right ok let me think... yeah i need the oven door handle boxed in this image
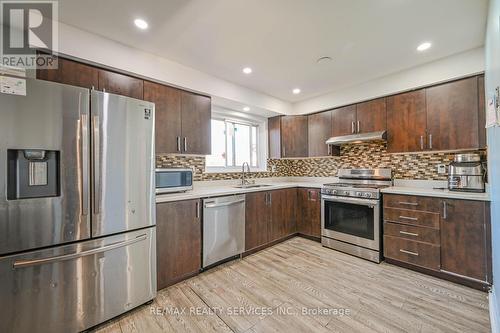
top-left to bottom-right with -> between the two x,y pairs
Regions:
321,195 -> 379,207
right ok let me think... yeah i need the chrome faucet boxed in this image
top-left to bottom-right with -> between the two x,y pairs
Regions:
240,162 -> 254,186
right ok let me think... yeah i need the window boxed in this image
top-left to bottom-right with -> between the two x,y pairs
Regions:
206,119 -> 260,169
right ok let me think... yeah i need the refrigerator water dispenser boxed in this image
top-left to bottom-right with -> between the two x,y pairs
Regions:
7,149 -> 60,200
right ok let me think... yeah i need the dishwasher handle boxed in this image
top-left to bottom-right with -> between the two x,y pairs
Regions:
204,199 -> 245,209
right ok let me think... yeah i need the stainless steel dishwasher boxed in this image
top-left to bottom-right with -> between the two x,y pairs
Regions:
203,194 -> 245,268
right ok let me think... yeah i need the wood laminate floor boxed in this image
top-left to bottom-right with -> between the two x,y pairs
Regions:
94,237 -> 491,333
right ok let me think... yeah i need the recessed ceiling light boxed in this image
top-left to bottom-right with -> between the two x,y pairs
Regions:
134,19 -> 148,30
292,88 -> 301,95
242,67 -> 252,74
417,42 -> 432,52
243,106 -> 250,111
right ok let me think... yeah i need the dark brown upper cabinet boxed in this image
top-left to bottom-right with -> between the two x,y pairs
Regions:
478,75 -> 486,148
143,81 -> 182,154
426,76 -> 482,151
97,70 -> 144,100
330,99 -> 386,137
268,116 -> 282,159
36,57 -> 99,89
268,116 -> 308,158
331,105 -> 357,137
144,83 -> 211,155
308,111 -> 339,157
386,89 -> 427,153
180,92 -> 212,155
356,98 -> 387,133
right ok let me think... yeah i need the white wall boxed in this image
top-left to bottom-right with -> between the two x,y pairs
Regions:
485,0 -> 500,332
55,22 -> 291,115
292,47 -> 485,114
55,22 -> 485,118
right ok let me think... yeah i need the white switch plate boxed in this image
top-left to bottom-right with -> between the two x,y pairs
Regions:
437,164 -> 447,174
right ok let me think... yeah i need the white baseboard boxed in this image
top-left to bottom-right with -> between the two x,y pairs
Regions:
490,286 -> 500,333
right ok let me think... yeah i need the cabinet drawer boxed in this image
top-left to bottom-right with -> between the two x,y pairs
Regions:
384,235 -> 440,271
383,194 -> 441,213
384,207 -> 440,228
384,222 -> 440,245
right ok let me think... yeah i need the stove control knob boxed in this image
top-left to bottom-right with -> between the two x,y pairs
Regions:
356,192 -> 363,197
363,193 -> 372,198
332,190 -> 338,195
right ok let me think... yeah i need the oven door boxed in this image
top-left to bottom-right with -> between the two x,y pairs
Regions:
321,195 -> 380,251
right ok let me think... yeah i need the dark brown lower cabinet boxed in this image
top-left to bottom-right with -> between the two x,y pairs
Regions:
269,189 -> 297,241
156,199 -> 201,290
297,188 -> 321,238
245,191 -> 270,251
245,189 -> 297,251
383,194 -> 491,289
440,199 -> 491,282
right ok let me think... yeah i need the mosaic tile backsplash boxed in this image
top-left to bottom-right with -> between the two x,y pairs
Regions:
156,142 -> 485,181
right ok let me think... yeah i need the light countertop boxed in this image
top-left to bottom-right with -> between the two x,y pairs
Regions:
155,177 -> 335,203
156,177 -> 491,203
381,179 -> 490,201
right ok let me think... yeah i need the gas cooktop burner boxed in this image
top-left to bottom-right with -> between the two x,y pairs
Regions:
322,168 -> 393,199
323,183 -> 389,189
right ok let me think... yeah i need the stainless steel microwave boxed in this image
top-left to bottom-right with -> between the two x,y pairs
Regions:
155,168 -> 193,194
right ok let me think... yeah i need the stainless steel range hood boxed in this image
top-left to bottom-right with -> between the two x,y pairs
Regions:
325,130 -> 387,146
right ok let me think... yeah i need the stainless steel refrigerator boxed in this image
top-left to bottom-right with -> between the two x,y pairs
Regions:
0,78 -> 156,333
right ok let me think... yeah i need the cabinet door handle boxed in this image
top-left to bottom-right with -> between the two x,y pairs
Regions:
351,121 -> 355,134
398,201 -> 418,206
399,231 -> 419,237
442,201 -> 447,220
400,249 -> 419,256
420,135 -> 424,150
356,121 -> 360,133
183,137 -> 188,152
399,216 -> 418,221
176,136 -> 181,152
428,134 -> 433,150
195,201 -> 200,219
327,145 -> 331,155
269,192 -> 272,205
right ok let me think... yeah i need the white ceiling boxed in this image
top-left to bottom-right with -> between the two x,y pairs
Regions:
57,0 -> 488,102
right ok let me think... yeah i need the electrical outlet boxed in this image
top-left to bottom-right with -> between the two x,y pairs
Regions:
270,165 -> 276,172
437,164 -> 447,174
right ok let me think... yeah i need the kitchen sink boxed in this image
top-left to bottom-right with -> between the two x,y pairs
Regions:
233,184 -> 272,189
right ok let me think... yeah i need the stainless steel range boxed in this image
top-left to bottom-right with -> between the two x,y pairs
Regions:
321,168 -> 392,263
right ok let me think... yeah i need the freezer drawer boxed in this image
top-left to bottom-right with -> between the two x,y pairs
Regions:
0,228 -> 156,333
203,195 -> 245,267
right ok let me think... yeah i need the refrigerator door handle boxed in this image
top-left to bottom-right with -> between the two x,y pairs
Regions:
13,234 -> 148,269
80,114 -> 89,216
92,115 -> 101,214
